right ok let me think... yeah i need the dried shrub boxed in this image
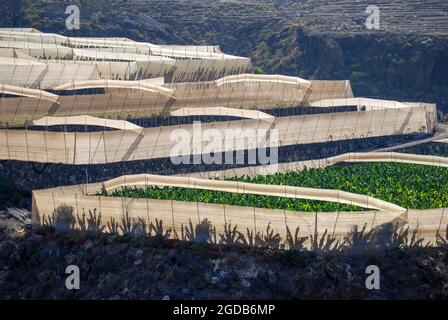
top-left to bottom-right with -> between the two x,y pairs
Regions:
54,205 -> 75,233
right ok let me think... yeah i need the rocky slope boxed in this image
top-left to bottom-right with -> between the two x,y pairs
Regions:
1,221 -> 448,299
253,26 -> 448,114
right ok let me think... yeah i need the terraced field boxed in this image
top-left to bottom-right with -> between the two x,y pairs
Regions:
16,0 -> 448,37
106,162 -> 448,212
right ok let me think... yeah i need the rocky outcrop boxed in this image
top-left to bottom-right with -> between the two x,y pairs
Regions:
253,27 -> 448,114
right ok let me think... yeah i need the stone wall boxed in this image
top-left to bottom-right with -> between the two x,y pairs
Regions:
0,133 -> 425,191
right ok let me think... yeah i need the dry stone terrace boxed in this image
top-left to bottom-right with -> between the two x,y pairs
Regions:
129,0 -> 448,35
290,0 -> 448,35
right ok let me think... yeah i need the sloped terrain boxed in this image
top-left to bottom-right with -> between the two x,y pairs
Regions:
2,0 -> 448,52
1,0 -> 447,114
1,219 -> 448,299
253,27 -> 448,114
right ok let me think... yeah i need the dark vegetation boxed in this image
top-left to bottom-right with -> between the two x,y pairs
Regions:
107,162 -> 448,212
253,28 -> 448,115
0,178 -> 30,211
1,208 -> 448,299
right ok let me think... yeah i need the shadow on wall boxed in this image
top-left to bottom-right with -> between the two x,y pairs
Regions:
37,204 -> 448,253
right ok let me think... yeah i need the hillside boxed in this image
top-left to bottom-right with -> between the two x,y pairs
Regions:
1,0 -> 447,113
1,215 -> 448,299
253,26 -> 448,114
5,0 -> 448,41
